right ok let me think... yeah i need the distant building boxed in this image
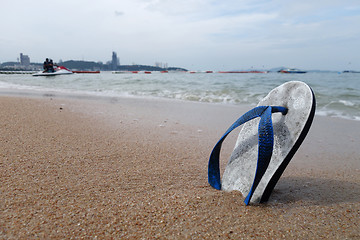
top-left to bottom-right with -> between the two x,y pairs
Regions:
155,62 -> 168,69
111,51 -> 119,70
20,53 -> 30,66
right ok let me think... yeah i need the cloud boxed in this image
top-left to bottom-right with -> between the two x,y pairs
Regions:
114,11 -> 125,16
0,0 -> 359,70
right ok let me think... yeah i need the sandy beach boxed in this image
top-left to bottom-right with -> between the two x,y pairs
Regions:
1,94 -> 359,239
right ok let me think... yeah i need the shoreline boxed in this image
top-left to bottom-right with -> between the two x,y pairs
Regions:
1,94 -> 359,238
1,87 -> 359,122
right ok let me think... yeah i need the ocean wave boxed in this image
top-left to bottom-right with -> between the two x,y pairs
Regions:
1,72 -> 359,121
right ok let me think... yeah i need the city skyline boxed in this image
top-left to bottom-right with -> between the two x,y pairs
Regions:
1,52 -> 171,69
0,51 -> 356,72
1,1 -> 359,71
0,52 -> 186,72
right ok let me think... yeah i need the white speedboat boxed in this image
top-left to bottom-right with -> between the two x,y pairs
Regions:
278,68 -> 306,74
33,66 -> 73,76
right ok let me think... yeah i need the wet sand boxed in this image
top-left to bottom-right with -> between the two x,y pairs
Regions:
1,95 -> 359,239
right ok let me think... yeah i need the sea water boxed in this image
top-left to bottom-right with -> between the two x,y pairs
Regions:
0,71 -> 359,121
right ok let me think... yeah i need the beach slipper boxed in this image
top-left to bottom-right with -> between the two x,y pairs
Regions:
208,81 -> 316,205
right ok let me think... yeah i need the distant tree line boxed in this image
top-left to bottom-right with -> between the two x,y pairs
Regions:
60,60 -> 187,71
60,60 -> 104,71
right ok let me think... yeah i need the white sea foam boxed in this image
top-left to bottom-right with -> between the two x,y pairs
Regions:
339,100 -> 355,106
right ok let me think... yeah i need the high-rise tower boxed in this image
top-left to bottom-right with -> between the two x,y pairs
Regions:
111,52 -> 119,70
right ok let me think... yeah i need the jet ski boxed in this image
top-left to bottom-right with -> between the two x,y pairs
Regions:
33,66 -> 73,76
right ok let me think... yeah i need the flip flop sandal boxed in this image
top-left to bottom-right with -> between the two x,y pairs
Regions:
208,81 -> 316,205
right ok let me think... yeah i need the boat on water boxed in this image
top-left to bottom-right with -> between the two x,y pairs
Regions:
278,68 -> 307,74
112,71 -> 142,74
218,70 -> 268,73
72,70 -> 100,74
33,66 -> 73,76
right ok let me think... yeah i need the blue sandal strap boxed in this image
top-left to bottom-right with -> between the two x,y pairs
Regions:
208,106 -> 287,204
244,106 -> 276,205
208,106 -> 269,190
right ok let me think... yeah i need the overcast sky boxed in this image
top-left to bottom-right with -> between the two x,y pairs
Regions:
1,0 -> 359,70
